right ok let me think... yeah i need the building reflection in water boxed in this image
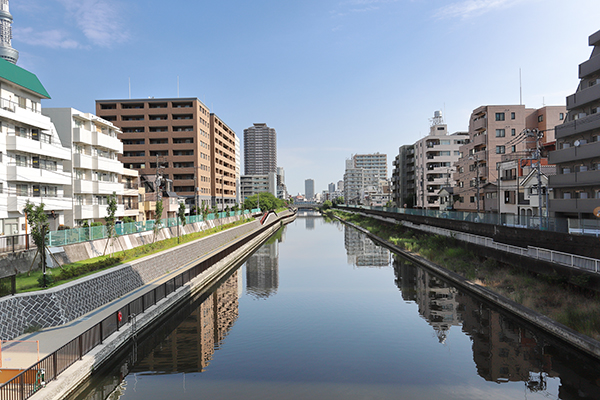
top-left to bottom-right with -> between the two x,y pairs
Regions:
245,227 -> 285,299
133,271 -> 240,374
344,225 -> 390,267
393,256 -> 600,398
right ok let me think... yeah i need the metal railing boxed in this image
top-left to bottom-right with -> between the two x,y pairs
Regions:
342,205 -> 600,236
0,209 -> 288,400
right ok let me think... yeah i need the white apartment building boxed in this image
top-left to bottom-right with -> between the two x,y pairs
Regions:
0,59 -> 71,234
43,108 -> 125,227
240,173 -> 276,201
343,154 -> 388,205
413,112 -> 468,209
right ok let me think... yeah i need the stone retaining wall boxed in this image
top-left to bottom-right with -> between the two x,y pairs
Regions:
0,218 -> 260,340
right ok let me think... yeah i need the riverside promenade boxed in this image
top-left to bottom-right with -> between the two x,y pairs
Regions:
0,209 -> 296,400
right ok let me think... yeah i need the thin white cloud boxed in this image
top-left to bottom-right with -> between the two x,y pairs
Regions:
57,0 -> 129,47
434,0 -> 529,19
14,27 -> 81,49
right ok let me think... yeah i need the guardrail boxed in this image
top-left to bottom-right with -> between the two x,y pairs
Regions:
342,205 -> 600,236
0,209 -> 288,400
0,210 -> 261,255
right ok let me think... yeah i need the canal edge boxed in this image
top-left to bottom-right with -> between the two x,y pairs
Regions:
28,212 -> 296,400
335,216 -> 600,361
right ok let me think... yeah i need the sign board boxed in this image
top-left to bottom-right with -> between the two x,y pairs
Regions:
594,207 -> 600,218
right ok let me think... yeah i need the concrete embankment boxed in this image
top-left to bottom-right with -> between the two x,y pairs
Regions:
0,215 -> 258,340
27,211 -> 295,400
337,217 -> 600,360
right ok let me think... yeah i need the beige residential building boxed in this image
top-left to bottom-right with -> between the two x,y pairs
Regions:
210,114 -> 237,210
453,105 -> 565,213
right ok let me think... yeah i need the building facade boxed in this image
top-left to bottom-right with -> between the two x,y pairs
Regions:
305,179 -> 314,200
453,105 -> 565,213
243,123 -> 277,175
210,113 -> 238,210
43,108 -> 126,226
0,59 -> 71,234
391,144 -> 415,207
240,173 -> 276,200
344,153 -> 388,205
548,29 -> 600,219
95,98 -> 213,206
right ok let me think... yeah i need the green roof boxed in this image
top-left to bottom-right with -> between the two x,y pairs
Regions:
0,58 -> 50,99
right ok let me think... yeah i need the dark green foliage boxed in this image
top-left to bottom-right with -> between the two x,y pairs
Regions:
37,273 -> 54,287
57,255 -> 124,281
243,192 -> 285,211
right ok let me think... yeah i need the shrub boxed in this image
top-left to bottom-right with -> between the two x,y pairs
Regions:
37,273 -> 54,287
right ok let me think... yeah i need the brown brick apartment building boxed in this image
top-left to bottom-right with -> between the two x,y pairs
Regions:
96,98 -> 237,210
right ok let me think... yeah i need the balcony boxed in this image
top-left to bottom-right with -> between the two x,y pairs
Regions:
92,131 -> 123,152
566,83 -> 600,109
93,156 -> 123,174
579,54 -> 600,79
73,153 -> 93,169
74,180 -> 94,194
548,141 -> 600,164
73,127 -> 92,144
95,181 -> 124,195
549,169 -> 600,187
74,204 -> 125,220
7,165 -> 71,185
7,135 -> 70,160
8,195 -> 71,212
555,113 -> 600,139
549,198 -> 600,214
472,117 -> 487,131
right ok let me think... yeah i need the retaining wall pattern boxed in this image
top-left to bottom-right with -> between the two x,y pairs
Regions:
0,218 -> 260,340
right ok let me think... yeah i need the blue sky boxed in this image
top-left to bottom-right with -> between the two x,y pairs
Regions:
10,0 -> 600,195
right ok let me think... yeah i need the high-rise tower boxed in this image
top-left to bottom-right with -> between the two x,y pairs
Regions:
0,0 -> 19,64
243,123 -> 277,175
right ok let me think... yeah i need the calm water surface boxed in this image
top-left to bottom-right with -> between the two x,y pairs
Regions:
70,215 -> 600,400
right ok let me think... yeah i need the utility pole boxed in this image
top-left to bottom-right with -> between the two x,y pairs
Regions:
469,154 -> 480,214
525,129 -> 544,230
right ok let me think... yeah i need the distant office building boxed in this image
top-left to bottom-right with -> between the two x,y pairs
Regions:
337,180 -> 344,192
328,182 -> 336,192
276,167 -> 287,199
95,98 -> 214,206
305,179 -> 315,200
0,0 -> 18,64
244,123 -> 277,175
549,29 -> 600,219
344,153 -> 388,205
240,173 -> 276,200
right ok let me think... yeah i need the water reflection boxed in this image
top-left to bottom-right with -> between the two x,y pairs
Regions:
344,224 -> 390,267
245,226 -> 284,299
394,257 -> 600,398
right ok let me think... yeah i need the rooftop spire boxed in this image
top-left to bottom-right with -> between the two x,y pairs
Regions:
0,0 -> 18,64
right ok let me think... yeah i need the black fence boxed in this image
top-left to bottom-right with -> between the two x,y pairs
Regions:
0,212 -> 291,400
0,234 -> 34,255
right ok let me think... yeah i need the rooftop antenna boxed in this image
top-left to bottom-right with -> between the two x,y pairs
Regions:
128,77 -> 131,99
519,68 -> 522,105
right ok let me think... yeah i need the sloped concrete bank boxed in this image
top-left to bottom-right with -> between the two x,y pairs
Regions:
337,217 -> 600,360
29,212 -> 296,400
0,214 -> 263,340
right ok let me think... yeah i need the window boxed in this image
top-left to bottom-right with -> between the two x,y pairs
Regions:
562,167 -> 571,174
511,128 -> 516,136
496,146 -> 505,154
559,113 -> 564,120
495,112 -> 505,121
577,191 -> 589,199
563,192 -> 571,199
562,142 -> 570,149
16,184 -> 28,196
470,196 -> 475,203
496,129 -> 505,137
576,165 -> 588,172
454,151 -> 460,156
511,112 -> 515,120
538,115 -> 544,122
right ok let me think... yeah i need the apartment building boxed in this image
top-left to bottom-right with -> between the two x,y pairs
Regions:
120,167 -> 142,221
240,174 -> 276,200
95,98 -> 213,206
391,145 -> 415,207
244,123 -> 277,175
0,59 -> 71,234
344,153 -> 388,205
412,112 -> 468,209
43,108 -> 126,226
549,29 -> 600,219
210,114 -> 238,210
453,105 -> 565,213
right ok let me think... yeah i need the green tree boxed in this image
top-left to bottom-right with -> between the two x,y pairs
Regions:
23,201 -> 49,278
103,191 -> 117,256
243,192 -> 284,211
321,200 -> 333,211
385,200 -> 393,208
153,199 -> 163,243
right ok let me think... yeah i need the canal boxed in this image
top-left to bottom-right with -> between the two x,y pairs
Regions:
67,214 -> 600,400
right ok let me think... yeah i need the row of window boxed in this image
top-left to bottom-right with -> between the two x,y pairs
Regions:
122,126 -> 195,133
100,102 -> 194,110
